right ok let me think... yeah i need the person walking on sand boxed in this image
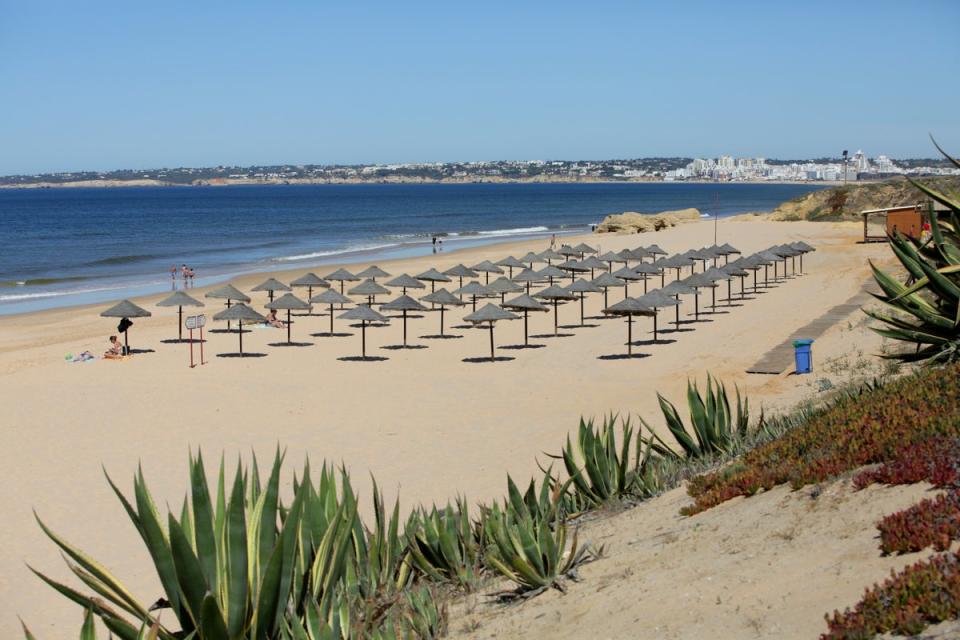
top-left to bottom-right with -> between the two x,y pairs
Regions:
550,233 -> 557,249
170,264 -> 178,289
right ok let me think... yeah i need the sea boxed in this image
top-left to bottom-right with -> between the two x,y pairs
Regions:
0,182 -> 824,315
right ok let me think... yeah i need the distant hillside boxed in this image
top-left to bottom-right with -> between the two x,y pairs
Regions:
771,176 -> 960,221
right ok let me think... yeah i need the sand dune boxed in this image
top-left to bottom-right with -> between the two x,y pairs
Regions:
0,218 -> 895,637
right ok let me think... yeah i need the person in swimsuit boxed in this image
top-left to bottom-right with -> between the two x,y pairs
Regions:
104,335 -> 124,359
265,309 -> 285,329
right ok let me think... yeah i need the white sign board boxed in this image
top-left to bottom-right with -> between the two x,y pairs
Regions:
185,314 -> 206,330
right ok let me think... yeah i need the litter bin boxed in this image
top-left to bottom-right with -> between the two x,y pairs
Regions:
793,339 -> 814,374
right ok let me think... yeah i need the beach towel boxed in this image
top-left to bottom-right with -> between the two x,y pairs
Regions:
65,351 -> 96,363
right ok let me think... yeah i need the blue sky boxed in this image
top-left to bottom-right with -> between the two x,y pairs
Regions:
1,1 -> 958,174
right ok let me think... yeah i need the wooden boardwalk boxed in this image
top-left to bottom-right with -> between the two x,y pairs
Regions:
746,281 -> 876,375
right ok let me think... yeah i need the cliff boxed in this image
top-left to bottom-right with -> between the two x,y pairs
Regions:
770,176 -> 960,221
594,207 -> 702,234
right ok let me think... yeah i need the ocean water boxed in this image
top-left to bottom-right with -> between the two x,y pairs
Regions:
0,182 -> 822,314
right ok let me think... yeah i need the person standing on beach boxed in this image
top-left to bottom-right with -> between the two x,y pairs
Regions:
170,264 -> 178,288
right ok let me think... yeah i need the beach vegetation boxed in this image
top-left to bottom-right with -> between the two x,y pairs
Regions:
406,498 -> 483,590
865,141 -> 960,363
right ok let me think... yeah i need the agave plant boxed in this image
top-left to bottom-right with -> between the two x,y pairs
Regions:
27,451 -> 382,640
557,415 -> 664,506
481,482 -> 596,599
642,374 -> 750,459
406,497 -> 482,589
865,143 -> 960,363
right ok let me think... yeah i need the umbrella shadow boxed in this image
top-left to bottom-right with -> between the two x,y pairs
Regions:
268,341 -> 314,347
530,333 -> 576,339
349,322 -> 390,329
381,344 -> 429,350
703,309 -> 731,315
310,331 -> 354,338
161,338 -> 207,344
128,348 -> 156,354
662,327 -> 695,334
450,324 -> 479,330
385,313 -> 425,320
337,355 -> 389,362
217,352 -> 268,358
559,323 -> 600,330
209,328 -> 251,334
420,334 -> 464,340
597,353 -> 652,361
629,338 -> 677,346
499,344 -> 546,350
462,356 -> 516,363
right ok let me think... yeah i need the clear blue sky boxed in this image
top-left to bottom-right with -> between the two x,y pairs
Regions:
1,1 -> 958,174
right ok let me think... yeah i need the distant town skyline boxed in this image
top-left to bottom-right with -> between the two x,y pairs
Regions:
2,1 -> 958,175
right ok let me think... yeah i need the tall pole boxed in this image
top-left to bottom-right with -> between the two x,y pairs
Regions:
488,322 -> 495,361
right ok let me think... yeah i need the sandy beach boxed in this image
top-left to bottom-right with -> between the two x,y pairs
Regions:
0,217 -> 895,637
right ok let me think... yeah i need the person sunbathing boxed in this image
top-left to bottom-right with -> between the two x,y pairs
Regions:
104,335 -> 124,359
265,309 -> 286,329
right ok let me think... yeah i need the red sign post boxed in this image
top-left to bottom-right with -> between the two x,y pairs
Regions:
186,314 -> 207,368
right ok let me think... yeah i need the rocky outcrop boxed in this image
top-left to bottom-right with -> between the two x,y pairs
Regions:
770,176 -> 960,221
594,208 -> 702,234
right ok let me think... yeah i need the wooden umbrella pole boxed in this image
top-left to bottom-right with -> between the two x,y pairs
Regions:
489,322 -> 495,361
579,294 -> 585,326
178,306 -> 183,341
643,278 -> 648,294
440,306 -> 445,336
329,304 -> 334,333
653,312 -> 658,343
239,320 -> 244,355
287,310 -> 292,344
553,300 -> 559,335
361,320 -> 366,357
524,310 -> 529,346
403,310 -> 408,346
727,280 -> 732,306
627,316 -> 633,356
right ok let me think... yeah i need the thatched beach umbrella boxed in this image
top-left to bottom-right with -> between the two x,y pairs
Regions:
265,293 -> 312,345
592,272 -> 626,308
518,251 -> 542,268
512,267 -> 544,293
252,277 -> 291,302
681,273 -> 714,321
416,268 -> 452,304
537,264 -> 566,286
462,303 -> 520,361
774,244 -> 802,276
487,276 -> 524,303
338,304 -> 388,359
612,267 -> 646,297
290,273 -> 330,301
453,281 -> 494,312
157,291 -> 204,341
739,255 -> 765,294
349,278 -> 390,305
357,265 -> 391,281
213,303 -> 266,356
470,260 -> 504,284
538,249 -> 564,264
603,297 -> 655,357
557,245 -> 580,259
443,264 -> 479,297
101,299 -> 152,352
661,279 -> 697,328
310,288 -> 352,335
702,267 -> 733,309
634,290 -> 679,343
646,244 -> 668,258
557,259 -> 588,283
573,242 -> 597,259
495,256 -> 526,279
325,268 -> 361,304
664,254 -> 696,280
205,283 -> 251,331
722,260 -> 750,301
534,285 -> 577,336
790,241 -> 815,273
632,263 -> 662,293
501,294 -> 548,346
421,288 -> 465,337
579,255 -> 607,279
386,274 -> 426,295
567,278 -> 603,326
381,294 -> 428,347
755,251 -> 781,287
597,251 -> 621,272
718,243 -> 741,265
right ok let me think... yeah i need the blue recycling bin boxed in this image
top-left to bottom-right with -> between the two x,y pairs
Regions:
793,339 -> 814,374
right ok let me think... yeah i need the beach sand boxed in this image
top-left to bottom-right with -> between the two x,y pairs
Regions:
0,218 -> 896,637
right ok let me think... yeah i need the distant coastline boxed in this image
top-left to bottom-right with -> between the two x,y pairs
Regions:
0,176 -> 853,189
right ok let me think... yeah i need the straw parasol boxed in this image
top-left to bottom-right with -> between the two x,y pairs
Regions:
213,303 -> 266,356
628,247 -> 654,263
632,262 -> 662,293
518,251 -> 542,268
501,293 -> 548,346
470,260 -> 504,283
603,297 -> 655,357
597,251 -> 621,272
557,259 -> 588,283
310,288 -> 352,335
681,273 -> 715,321
634,290 -> 679,343
566,279 -> 603,325
381,294 -> 428,347
420,288 -> 465,337
157,291 -> 204,341
646,244 -> 668,257
534,285 -> 577,335
612,266 -> 646,297
495,256 -> 526,278
206,283 -> 251,331
663,254 -> 696,280
251,277 -> 291,302
349,278 -> 390,305
338,304 -> 388,359
325,268 -> 361,304
557,245 -> 580,258
573,242 -> 597,258
357,265 -> 391,281
578,255 -> 607,279
443,264 -> 479,294
702,266 -> 733,309
486,276 -> 524,303
661,279 -> 697,328
538,248 -> 564,264
101,299 -> 152,352
265,293 -> 312,345
462,303 -> 520,361
717,243 -> 741,265
739,255 -> 765,294
290,273 -> 330,301
512,267 -> 544,293
755,250 -> 783,286
415,268 -> 452,304
386,273 -> 426,295
591,272 -> 626,308
537,264 -> 566,286
721,259 -> 750,301
453,281 -> 494,312
790,241 -> 815,273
